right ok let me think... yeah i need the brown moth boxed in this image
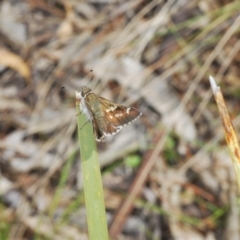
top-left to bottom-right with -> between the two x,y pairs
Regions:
76,86 -> 142,141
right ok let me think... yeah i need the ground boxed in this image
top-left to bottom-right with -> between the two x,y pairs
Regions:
0,1 -> 240,239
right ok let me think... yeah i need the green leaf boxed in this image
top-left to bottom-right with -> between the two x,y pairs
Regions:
76,96 -> 109,240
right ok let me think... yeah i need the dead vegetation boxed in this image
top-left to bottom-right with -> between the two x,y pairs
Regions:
0,0 -> 240,239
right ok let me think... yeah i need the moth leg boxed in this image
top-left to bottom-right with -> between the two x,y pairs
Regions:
79,120 -> 88,130
76,111 -> 82,117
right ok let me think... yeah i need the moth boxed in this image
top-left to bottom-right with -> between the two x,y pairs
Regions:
75,86 -> 142,142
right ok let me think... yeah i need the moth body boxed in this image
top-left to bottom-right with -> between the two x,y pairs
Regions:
76,86 -> 142,142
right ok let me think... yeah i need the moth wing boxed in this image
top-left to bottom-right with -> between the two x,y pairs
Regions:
81,97 -> 105,141
92,117 -> 105,142
98,97 -> 142,127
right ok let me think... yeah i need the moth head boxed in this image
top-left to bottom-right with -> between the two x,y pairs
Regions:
79,86 -> 92,98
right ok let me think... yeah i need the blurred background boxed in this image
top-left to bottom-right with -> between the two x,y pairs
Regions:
0,0 -> 240,239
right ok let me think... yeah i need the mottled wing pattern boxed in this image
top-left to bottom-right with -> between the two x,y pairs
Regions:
98,96 -> 142,137
81,93 -> 141,142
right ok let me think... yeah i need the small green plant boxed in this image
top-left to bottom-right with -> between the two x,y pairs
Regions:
76,98 -> 109,240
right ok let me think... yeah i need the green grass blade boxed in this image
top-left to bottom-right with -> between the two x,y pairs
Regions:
76,94 -> 109,240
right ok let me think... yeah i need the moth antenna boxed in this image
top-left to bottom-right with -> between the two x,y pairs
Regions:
89,69 -> 94,83
59,86 -> 70,96
60,86 -> 68,93
59,86 -> 68,98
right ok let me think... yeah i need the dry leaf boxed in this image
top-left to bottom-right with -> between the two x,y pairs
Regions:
0,48 -> 31,83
